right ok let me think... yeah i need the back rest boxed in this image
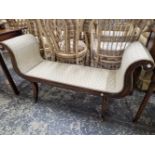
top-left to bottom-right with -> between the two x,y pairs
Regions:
2,34 -> 43,74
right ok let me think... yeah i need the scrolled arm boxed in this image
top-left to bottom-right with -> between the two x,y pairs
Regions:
114,41 -> 154,98
0,34 -> 43,74
120,41 -> 154,72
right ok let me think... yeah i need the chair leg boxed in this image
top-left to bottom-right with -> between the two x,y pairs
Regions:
31,82 -> 38,102
101,95 -> 109,119
0,52 -> 19,95
133,83 -> 154,122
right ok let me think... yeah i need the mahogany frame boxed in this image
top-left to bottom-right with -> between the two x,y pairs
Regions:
0,42 -> 154,117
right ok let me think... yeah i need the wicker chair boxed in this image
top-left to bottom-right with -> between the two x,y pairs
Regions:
36,19 -> 89,65
91,19 -> 153,70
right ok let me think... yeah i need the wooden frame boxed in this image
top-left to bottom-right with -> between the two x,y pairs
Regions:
0,27 -> 27,95
133,26 -> 155,122
0,51 -> 19,95
133,68 -> 155,122
0,40 -> 154,117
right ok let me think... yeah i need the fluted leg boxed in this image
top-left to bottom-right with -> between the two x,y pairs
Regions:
31,82 -> 38,102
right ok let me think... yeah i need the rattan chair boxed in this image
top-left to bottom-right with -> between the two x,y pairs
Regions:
91,19 -> 153,70
36,19 -> 89,65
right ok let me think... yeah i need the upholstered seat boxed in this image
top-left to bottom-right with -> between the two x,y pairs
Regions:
0,34 -> 154,116
25,39 -> 154,93
1,34 -> 154,93
26,61 -> 118,93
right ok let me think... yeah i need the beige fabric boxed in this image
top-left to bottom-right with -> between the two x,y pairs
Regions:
120,41 -> 154,71
116,41 -> 154,92
26,61 -> 118,93
26,42 -> 154,93
2,34 -> 43,73
2,34 -> 154,94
